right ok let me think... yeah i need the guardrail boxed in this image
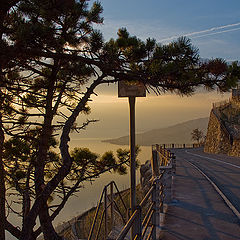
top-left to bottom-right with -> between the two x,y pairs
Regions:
116,145 -> 175,240
116,178 -> 162,240
88,181 -> 128,240
88,145 -> 175,240
158,143 -> 202,149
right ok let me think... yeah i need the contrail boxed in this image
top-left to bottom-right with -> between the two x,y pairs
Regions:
159,22 -> 240,42
191,27 -> 240,39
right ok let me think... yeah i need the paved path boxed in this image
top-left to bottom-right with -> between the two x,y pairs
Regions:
160,148 -> 240,240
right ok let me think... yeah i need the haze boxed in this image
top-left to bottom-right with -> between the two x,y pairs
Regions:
73,86 -> 230,139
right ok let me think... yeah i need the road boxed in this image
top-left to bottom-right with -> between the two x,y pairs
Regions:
183,148 -> 240,217
160,147 -> 240,240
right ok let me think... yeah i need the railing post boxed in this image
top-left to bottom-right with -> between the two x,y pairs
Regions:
152,183 -> 156,240
104,187 -> 107,240
110,181 -> 114,230
127,208 -> 131,222
88,188 -> 106,240
159,181 -> 164,214
171,153 -> 176,174
136,206 -> 142,240
151,146 -> 160,177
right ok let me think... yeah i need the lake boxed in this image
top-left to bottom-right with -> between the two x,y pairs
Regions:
6,138 -> 152,240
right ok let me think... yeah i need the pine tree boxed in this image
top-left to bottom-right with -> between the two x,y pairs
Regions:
0,1 -> 240,240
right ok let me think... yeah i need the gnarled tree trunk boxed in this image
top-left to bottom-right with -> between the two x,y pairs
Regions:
0,116 -> 5,240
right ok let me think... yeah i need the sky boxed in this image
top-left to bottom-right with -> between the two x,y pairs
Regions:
96,0 -> 240,60
74,0 -> 240,139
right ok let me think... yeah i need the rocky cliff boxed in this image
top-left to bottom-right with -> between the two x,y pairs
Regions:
204,99 -> 240,157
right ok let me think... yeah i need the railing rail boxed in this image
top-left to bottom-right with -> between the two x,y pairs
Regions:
116,179 -> 160,240
116,145 -> 175,240
156,143 -> 202,149
88,181 -> 128,240
88,145 -> 175,240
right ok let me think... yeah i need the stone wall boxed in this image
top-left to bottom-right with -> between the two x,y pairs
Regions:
204,110 -> 231,154
231,97 -> 240,108
229,140 -> 240,157
232,89 -> 240,105
140,160 -> 152,194
204,109 -> 240,157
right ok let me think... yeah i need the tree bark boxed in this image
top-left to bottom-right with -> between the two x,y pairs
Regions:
39,204 -> 63,240
0,116 -> 5,240
20,75 -> 104,240
35,66 -> 62,240
0,2 -> 20,237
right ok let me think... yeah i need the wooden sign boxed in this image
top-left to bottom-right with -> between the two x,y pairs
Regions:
118,80 -> 146,98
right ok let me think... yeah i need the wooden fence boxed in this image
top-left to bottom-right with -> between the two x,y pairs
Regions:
88,145 -> 176,240
158,143 -> 202,149
88,181 -> 128,240
116,145 -> 175,240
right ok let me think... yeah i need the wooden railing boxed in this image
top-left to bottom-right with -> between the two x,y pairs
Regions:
88,145 -> 175,240
88,181 -> 128,240
116,145 -> 175,240
158,143 -> 202,149
116,178 -> 161,240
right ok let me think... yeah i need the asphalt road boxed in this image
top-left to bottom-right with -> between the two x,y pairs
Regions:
160,147 -> 240,240
181,148 -> 240,216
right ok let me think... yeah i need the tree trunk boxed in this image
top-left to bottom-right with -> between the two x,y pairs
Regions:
0,117 -> 5,240
35,70 -> 62,240
39,203 -> 63,240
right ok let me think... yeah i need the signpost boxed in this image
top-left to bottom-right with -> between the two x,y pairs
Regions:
118,80 -> 146,239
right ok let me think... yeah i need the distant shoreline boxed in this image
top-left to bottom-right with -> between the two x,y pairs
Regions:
102,117 -> 209,146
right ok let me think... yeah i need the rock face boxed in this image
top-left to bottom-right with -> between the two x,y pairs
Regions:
140,160 -> 152,194
204,97 -> 240,157
204,110 -> 232,154
230,140 -> 240,157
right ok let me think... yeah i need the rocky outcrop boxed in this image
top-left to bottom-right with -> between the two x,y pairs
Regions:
229,140 -> 240,157
204,110 -> 232,154
140,160 -> 152,194
204,101 -> 240,157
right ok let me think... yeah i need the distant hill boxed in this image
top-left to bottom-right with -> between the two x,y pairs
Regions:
103,117 -> 209,146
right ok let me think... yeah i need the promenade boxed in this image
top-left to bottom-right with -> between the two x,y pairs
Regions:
160,148 -> 240,240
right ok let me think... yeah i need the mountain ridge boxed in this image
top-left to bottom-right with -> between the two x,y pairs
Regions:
102,117 -> 209,146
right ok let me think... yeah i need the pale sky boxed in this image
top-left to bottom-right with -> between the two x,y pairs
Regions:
74,0 -> 239,139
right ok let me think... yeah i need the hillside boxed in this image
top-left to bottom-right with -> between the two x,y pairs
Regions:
103,117 -> 209,146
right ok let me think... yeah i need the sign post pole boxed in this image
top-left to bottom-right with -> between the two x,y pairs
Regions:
129,96 -> 136,239
118,80 -> 146,240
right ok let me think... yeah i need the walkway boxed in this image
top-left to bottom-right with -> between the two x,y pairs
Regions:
160,148 -> 240,240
